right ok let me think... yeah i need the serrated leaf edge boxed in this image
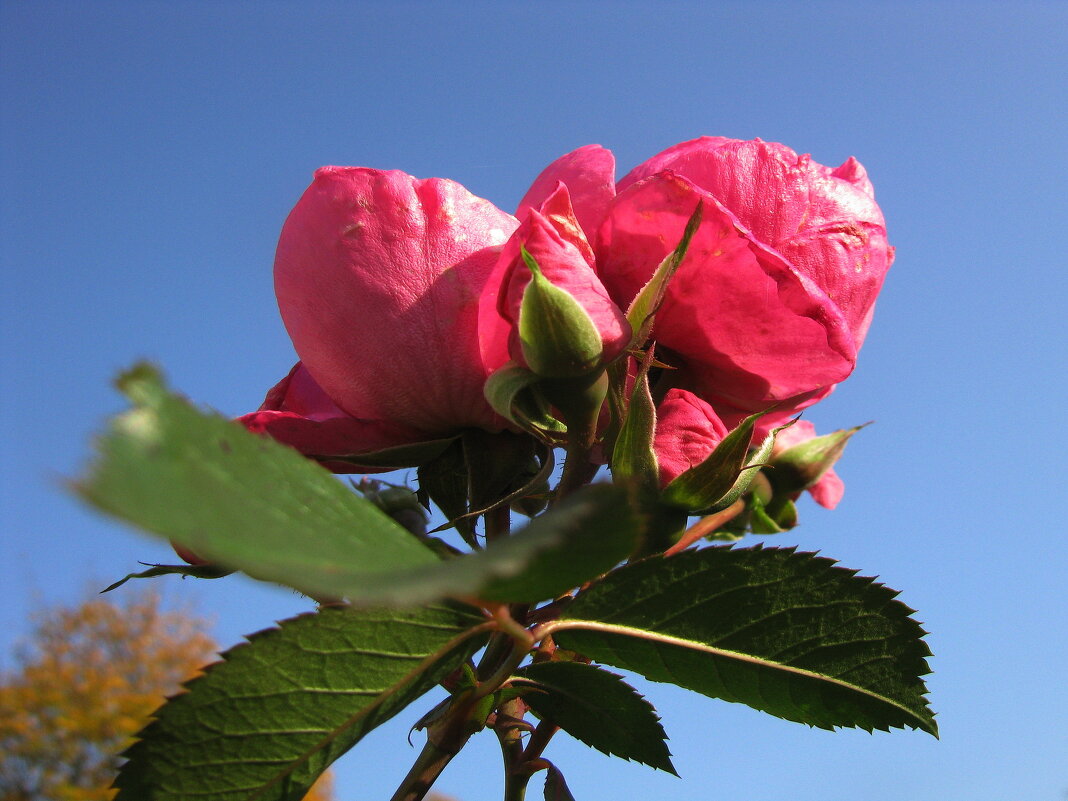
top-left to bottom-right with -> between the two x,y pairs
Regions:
118,609 -> 495,801
540,619 -> 936,736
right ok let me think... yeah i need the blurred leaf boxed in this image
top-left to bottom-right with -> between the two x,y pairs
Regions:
114,603 -> 488,801
514,661 -> 675,774
325,436 -> 457,469
553,546 -> 937,735
473,484 -> 643,603
77,367 -> 636,606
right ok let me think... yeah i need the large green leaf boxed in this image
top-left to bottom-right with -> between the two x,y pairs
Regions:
513,661 -> 675,774
551,546 -> 936,735
75,366 -> 640,606
114,603 -> 490,801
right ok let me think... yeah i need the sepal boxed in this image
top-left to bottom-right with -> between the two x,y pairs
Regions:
625,201 -> 703,348
659,410 -> 764,512
484,363 -> 567,440
518,247 -> 606,378
769,423 -> 865,495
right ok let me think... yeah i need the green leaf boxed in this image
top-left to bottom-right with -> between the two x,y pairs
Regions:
552,546 -> 936,735
625,201 -> 703,348
514,661 -> 676,774
77,366 -> 636,606
102,562 -> 233,593
114,603 -> 489,801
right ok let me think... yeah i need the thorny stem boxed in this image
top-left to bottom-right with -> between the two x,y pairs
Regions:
388,738 -> 463,801
496,696 -> 530,801
393,607 -> 535,801
522,719 -> 559,767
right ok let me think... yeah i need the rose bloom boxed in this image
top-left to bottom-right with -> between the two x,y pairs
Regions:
243,137 -> 890,482
520,137 -> 892,432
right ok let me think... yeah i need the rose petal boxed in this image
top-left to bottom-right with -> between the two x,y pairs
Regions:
598,172 -> 856,410
239,363 -> 428,473
517,144 -> 616,246
808,469 -> 845,509
653,389 -> 730,486
275,167 -> 518,434
621,137 -> 891,346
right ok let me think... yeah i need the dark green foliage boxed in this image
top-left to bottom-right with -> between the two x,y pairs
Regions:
515,661 -> 675,773
554,546 -> 937,735
114,604 -> 488,801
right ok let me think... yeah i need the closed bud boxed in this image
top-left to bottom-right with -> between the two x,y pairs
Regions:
767,421 -> 865,510
518,247 -> 605,378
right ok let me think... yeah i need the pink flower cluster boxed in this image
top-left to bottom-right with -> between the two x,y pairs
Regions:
241,137 -> 892,505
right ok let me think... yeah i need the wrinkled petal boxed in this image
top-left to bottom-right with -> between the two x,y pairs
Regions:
481,184 -> 628,373
598,171 -> 856,411
517,145 -> 616,246
275,167 -> 519,434
653,389 -> 730,486
238,363 -> 428,473
620,137 -> 891,346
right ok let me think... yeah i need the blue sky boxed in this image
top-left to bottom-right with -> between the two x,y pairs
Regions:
2,2 -> 1066,799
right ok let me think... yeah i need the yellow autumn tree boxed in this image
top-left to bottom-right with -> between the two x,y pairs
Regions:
0,587 -> 334,801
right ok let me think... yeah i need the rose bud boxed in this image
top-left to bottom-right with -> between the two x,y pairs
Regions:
651,389 -> 729,487
480,184 -> 630,379
767,419 -> 862,509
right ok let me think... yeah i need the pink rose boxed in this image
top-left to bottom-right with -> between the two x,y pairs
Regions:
520,137 -> 892,425
243,167 -> 519,469
479,183 -> 630,377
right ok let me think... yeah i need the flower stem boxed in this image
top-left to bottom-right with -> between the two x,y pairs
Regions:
388,737 -> 462,801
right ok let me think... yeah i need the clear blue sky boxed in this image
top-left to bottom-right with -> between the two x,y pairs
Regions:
2,2 -> 1066,799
